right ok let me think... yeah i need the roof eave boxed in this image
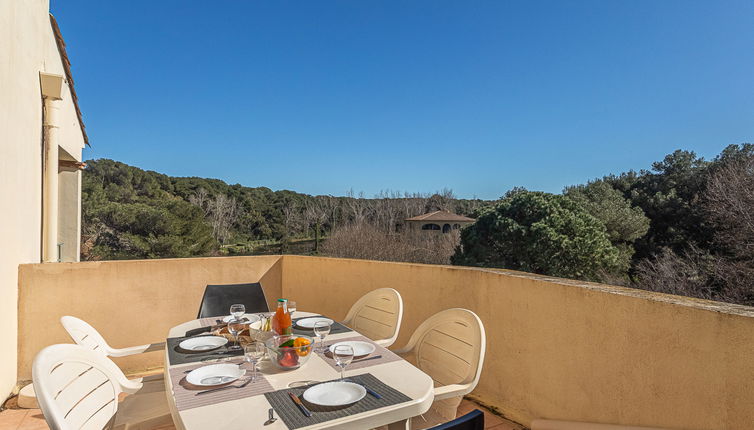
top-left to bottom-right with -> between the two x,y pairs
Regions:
49,13 -> 89,147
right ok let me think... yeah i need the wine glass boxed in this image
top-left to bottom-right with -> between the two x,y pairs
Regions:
230,303 -> 245,320
313,320 -> 331,353
287,301 -> 297,320
244,342 -> 265,382
333,345 -> 354,380
227,319 -> 245,351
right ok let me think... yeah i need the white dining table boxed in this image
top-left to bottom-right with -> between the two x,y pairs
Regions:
164,311 -> 434,430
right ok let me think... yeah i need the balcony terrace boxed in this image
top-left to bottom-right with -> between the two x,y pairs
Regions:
5,255 -> 754,429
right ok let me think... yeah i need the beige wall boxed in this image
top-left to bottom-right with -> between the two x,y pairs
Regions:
15,255 -> 754,429
0,0 -> 85,399
17,256 -> 282,381
282,256 -> 754,430
58,167 -> 81,262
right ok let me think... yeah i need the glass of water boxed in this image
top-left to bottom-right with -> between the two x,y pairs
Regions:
313,320 -> 331,353
230,303 -> 245,320
227,319 -> 245,351
333,345 -> 354,380
287,301 -> 297,320
244,342 -> 265,382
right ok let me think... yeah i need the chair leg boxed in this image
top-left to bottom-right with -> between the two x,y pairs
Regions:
387,418 -> 411,430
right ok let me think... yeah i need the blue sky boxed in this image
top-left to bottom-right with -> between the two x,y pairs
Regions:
52,1 -> 754,199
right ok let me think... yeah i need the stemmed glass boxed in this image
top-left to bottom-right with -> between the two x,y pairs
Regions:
230,303 -> 245,320
227,319 -> 245,351
287,301 -> 297,320
313,320 -> 331,353
244,342 -> 265,382
333,345 -> 354,380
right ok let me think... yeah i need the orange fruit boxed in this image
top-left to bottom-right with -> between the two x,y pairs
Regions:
293,337 -> 312,356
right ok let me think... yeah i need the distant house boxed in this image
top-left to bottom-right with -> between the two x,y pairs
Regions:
405,210 -> 474,233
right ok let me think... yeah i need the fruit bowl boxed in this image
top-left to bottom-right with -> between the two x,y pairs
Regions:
264,335 -> 314,370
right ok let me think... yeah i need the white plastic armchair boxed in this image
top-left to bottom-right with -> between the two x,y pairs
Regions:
342,288 -> 404,347
61,316 -> 165,357
394,308 -> 486,426
33,344 -> 172,430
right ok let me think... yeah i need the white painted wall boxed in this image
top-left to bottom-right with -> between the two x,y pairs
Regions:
0,0 -> 85,399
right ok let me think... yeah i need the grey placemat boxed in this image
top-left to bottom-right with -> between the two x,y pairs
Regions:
167,336 -> 243,365
168,359 -> 275,411
316,335 -> 403,372
292,315 -> 353,336
264,373 -> 411,429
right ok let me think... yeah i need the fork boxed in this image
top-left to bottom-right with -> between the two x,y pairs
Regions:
195,376 -> 252,395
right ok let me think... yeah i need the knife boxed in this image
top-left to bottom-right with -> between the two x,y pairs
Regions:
288,392 -> 312,417
343,378 -> 382,399
196,377 -> 252,395
353,355 -> 382,363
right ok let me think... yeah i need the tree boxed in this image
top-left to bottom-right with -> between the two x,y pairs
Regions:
189,189 -> 241,245
565,181 -> 650,278
452,191 -> 624,282
632,144 -> 754,305
304,200 -> 328,252
604,150 -> 712,260
424,188 -> 457,213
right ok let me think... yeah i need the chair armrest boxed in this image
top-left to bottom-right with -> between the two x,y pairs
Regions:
110,342 -> 165,357
374,338 -> 394,348
433,383 -> 472,400
392,346 -> 411,355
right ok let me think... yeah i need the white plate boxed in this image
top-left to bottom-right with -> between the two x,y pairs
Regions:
185,363 -> 245,387
222,314 -> 262,324
329,341 -> 376,357
302,381 -> 367,406
296,317 -> 334,329
178,336 -> 228,352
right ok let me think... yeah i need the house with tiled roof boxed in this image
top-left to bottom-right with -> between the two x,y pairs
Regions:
405,210 -> 475,233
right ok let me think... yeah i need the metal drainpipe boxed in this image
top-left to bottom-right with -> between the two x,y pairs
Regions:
42,97 -> 60,263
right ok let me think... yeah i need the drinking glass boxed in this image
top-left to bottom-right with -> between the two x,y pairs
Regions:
333,345 -> 354,380
244,342 -> 265,382
313,320 -> 331,353
227,319 -> 245,351
230,303 -> 245,320
287,301 -> 297,319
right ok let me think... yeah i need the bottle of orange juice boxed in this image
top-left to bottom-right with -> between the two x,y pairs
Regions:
272,299 -> 292,335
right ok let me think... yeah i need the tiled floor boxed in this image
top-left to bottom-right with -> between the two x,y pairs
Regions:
0,398 -> 524,430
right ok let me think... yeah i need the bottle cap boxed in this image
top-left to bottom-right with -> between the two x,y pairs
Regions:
277,298 -> 287,302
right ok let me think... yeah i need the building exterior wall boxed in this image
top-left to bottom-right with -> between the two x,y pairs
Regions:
406,220 -> 472,232
0,0 -> 85,399
58,168 -> 81,262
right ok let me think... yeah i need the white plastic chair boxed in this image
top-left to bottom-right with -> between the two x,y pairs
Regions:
394,308 -> 486,429
342,288 -> 404,347
33,344 -> 173,430
61,316 -> 165,357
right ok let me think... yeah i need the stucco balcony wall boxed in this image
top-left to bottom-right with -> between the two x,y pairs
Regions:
16,255 -> 754,429
17,256 -> 282,380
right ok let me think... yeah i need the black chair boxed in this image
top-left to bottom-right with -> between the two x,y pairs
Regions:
428,410 -> 484,430
197,283 -> 269,318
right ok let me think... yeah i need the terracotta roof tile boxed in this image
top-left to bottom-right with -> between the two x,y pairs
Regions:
49,14 -> 89,146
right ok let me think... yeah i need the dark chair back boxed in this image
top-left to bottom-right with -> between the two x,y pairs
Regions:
429,409 -> 484,430
197,283 -> 269,318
